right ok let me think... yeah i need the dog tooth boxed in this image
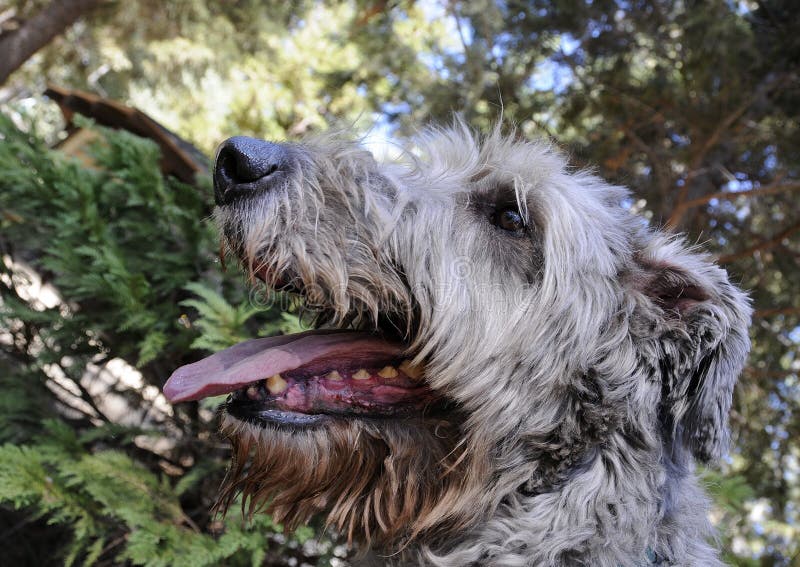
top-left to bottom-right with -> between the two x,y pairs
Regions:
246,385 -> 259,399
399,360 -> 424,381
265,373 -> 288,394
378,366 -> 398,378
326,370 -> 343,381
352,369 -> 371,380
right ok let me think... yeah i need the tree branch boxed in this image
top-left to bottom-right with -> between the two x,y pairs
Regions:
621,125 -> 671,197
666,73 -> 788,229
679,180 -> 800,211
718,221 -> 800,263
753,306 -> 800,319
0,0 -> 105,85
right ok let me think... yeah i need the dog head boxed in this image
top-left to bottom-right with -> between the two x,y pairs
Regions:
164,123 -> 751,553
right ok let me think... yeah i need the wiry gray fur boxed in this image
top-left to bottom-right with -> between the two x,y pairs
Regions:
215,121 -> 751,566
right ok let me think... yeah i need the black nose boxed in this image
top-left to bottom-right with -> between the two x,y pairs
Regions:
214,136 -> 291,205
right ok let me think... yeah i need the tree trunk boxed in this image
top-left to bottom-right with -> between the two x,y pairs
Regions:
0,0 -> 104,85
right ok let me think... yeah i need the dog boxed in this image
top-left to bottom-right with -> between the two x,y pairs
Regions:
164,122 -> 751,566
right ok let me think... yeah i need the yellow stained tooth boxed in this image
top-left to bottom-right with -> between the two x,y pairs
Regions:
352,369 -> 371,380
326,370 -> 343,381
378,366 -> 398,378
265,373 -> 288,394
399,360 -> 424,381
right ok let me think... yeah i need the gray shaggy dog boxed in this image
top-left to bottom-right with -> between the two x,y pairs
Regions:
164,122 -> 751,566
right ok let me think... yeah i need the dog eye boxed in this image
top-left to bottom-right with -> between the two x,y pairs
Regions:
493,209 -> 526,233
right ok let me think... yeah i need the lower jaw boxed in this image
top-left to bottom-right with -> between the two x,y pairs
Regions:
215,403 -> 474,548
224,398 -> 450,427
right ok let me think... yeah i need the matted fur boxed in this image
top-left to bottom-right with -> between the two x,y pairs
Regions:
211,122 -> 751,566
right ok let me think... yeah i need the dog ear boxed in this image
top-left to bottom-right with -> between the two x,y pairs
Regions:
636,249 -> 751,462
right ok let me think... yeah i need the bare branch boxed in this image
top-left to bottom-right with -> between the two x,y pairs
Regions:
718,221 -> 800,263
753,306 -> 800,319
621,126 -> 671,198
0,0 -> 104,85
680,180 -> 800,210
666,74 -> 789,229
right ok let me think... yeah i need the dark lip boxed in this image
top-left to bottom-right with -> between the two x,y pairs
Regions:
224,392 -> 453,428
214,180 -> 263,206
224,399 -> 452,428
214,170 -> 289,206
252,265 -> 299,292
225,401 -> 330,427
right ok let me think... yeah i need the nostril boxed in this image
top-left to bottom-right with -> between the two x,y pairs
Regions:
215,150 -> 237,183
213,136 -> 291,205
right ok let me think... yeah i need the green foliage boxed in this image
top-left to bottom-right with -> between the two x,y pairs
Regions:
180,282 -> 261,352
0,117 -> 328,565
0,112 -> 211,367
180,281 -> 303,352
701,469 -> 755,515
0,426 -> 285,567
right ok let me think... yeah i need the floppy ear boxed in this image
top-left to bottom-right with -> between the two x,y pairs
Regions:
637,247 -> 751,462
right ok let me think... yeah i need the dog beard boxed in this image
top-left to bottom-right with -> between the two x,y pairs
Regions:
215,413 -> 485,550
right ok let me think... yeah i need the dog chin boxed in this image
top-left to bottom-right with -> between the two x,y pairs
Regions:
214,409 -> 473,548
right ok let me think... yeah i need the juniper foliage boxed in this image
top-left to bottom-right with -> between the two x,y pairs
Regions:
0,115 -> 329,565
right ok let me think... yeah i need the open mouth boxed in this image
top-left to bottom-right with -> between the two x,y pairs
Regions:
163,325 -> 439,426
166,136 -> 446,428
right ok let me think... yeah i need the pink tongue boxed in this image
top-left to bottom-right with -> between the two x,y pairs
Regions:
163,330 -> 404,403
